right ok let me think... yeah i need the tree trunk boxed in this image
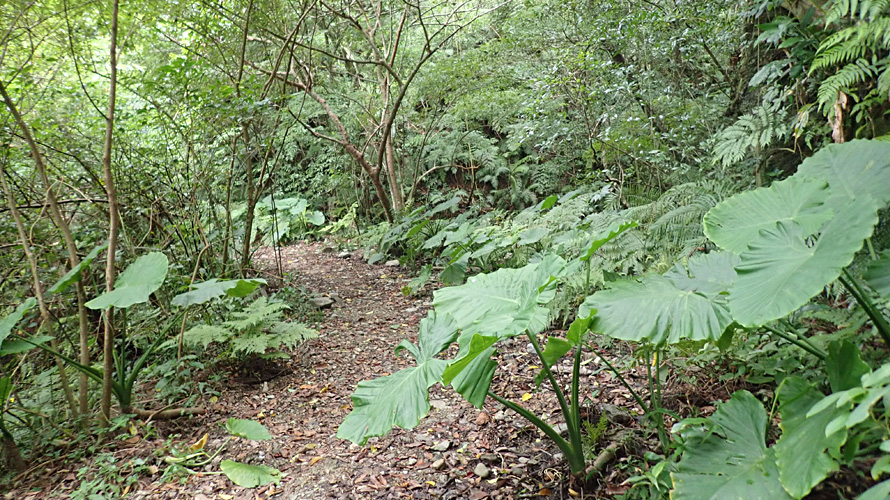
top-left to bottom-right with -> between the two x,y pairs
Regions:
99,0 -> 121,429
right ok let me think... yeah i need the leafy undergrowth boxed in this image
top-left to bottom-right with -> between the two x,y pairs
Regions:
1,241 -> 740,500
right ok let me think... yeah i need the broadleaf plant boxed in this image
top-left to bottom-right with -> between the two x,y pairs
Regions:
339,225 -> 633,477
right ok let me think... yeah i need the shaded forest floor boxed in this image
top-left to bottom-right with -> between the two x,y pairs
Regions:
8,241 -> 724,500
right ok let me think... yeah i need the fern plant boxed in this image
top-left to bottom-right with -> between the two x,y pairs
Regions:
811,1 -> 890,117
183,297 -> 317,359
712,105 -> 789,169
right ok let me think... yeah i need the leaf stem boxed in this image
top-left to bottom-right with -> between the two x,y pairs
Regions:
763,325 -> 826,360
487,391 -> 585,475
840,269 -> 890,349
525,330 -> 579,456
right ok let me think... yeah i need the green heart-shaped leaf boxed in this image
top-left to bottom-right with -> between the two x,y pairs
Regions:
86,252 -> 169,309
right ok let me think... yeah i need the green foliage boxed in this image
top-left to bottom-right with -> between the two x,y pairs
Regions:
580,252 -> 737,346
337,312 -> 458,445
671,391 -> 791,499
172,278 -> 267,307
182,296 -> 317,358
248,195 -> 326,245
713,105 -> 789,167
340,223 -> 636,477
163,418 -> 280,489
812,1 -> 890,113
220,461 -> 281,488
704,140 -> 890,328
86,252 -> 169,310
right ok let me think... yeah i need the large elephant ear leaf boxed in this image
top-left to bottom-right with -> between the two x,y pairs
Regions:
580,252 -> 736,346
671,391 -> 792,500
337,312 -> 458,445
729,200 -> 878,327
434,253 -> 566,339
172,278 -> 266,307
795,139 -> 890,212
864,250 -> 890,305
774,377 -> 850,499
703,176 -> 833,254
86,252 -> 169,309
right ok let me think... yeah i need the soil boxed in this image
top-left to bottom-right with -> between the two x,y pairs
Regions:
6,241 -> 719,500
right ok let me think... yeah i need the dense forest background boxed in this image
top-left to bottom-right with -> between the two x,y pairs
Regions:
2,0 -> 890,498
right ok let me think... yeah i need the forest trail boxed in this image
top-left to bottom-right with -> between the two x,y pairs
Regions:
184,241 -> 618,500
20,241 -> 639,500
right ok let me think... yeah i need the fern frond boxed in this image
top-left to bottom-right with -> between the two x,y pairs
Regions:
230,334 -> 276,355
225,296 -> 289,330
817,58 -> 879,111
271,322 -> 319,347
182,325 -> 231,348
712,106 -> 788,167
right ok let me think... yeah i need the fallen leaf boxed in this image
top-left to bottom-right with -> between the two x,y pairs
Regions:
522,393 -> 532,402
189,433 -> 209,452
309,456 -> 323,466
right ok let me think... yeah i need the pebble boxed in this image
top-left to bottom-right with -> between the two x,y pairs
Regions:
432,458 -> 446,470
431,440 -> 450,451
474,463 -> 490,478
384,259 -> 400,267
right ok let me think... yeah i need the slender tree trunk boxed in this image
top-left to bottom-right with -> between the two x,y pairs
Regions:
0,161 -> 79,419
99,0 -> 121,428
239,126 -> 257,276
235,0 -> 256,276
377,70 -> 403,212
0,78 -> 87,423
384,133 -> 402,211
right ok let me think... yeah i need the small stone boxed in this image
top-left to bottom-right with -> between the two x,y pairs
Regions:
321,247 -> 336,254
310,296 -> 335,309
553,452 -> 564,461
384,259 -> 400,267
475,411 -> 490,426
480,453 -> 498,462
554,423 -> 569,436
432,458 -> 446,470
510,466 -> 524,475
405,458 -> 417,466
474,463 -> 490,478
431,440 -> 450,452
337,251 -> 352,259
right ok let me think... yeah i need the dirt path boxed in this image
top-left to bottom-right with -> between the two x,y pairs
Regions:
16,241 -> 648,500
239,242 -> 584,500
